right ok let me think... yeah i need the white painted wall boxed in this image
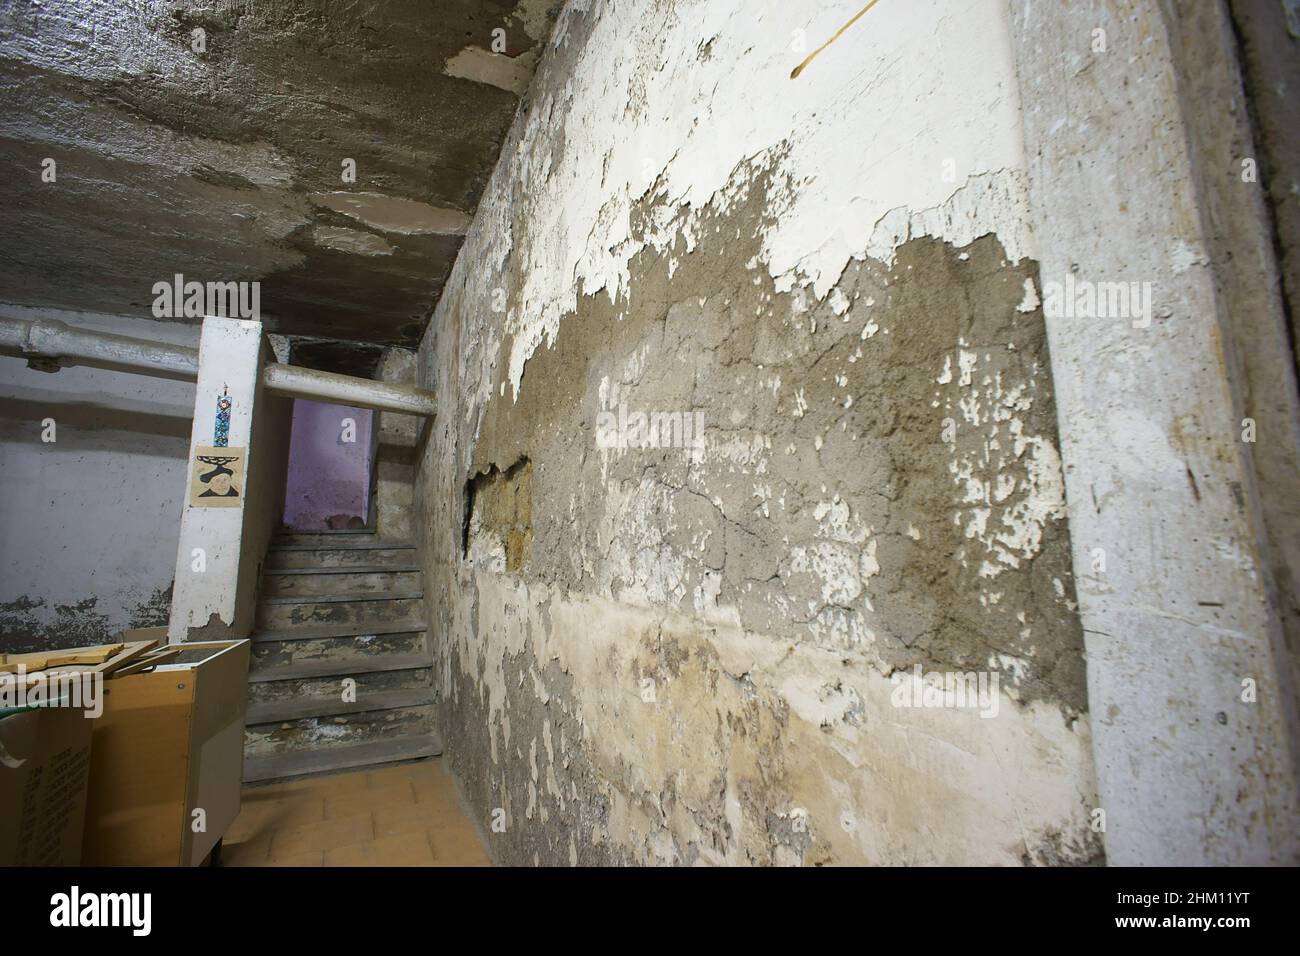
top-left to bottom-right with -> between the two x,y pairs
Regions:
0,307 -> 197,650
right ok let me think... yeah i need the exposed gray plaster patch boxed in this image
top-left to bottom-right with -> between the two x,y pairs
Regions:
311,226 -> 396,257
311,192 -> 472,236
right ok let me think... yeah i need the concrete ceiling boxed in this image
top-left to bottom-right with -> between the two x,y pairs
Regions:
0,0 -> 557,350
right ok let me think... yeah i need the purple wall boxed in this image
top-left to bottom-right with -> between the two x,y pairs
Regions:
281,400 -> 374,530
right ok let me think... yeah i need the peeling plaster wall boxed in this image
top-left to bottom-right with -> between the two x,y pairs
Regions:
416,0 -> 1099,865
373,348 -> 422,542
0,308 -> 196,652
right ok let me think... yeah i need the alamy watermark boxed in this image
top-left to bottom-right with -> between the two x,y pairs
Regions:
1041,273 -> 1152,328
890,664 -> 1000,719
0,668 -> 103,720
596,402 -> 705,451
50,886 -> 151,936
151,273 -> 260,320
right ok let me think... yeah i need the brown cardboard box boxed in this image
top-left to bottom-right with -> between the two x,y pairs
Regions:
81,639 -> 249,866
0,706 -> 94,866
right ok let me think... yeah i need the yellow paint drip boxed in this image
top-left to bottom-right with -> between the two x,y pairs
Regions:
790,0 -> 885,80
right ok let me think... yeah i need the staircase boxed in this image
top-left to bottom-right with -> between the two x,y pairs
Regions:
242,529 -> 441,784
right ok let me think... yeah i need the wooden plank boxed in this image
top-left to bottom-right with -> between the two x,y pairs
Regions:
245,687 -> 435,725
0,643 -> 123,674
112,647 -> 180,677
248,653 -> 433,683
43,640 -> 159,679
242,733 -> 442,783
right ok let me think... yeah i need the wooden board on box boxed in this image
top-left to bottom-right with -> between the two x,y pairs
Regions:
44,640 -> 159,679
0,643 -> 123,675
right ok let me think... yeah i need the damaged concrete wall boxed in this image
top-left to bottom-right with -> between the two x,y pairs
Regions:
0,308 -> 196,652
372,348 -> 422,541
416,0 -> 1100,865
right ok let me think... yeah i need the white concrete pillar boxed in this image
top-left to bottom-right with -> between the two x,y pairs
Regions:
167,317 -> 267,643
1008,0 -> 1300,863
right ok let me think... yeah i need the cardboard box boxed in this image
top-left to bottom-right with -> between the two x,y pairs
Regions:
0,706 -> 94,866
81,639 -> 250,866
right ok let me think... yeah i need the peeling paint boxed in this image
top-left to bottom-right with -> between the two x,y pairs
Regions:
415,0 -> 1096,867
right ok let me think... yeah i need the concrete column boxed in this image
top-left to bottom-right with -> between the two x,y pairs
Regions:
1008,1 -> 1300,863
167,317 -> 286,643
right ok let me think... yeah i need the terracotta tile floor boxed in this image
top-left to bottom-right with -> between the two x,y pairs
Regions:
222,758 -> 491,866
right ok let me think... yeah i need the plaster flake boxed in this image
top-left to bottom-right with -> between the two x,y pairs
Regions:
941,346 -> 1066,586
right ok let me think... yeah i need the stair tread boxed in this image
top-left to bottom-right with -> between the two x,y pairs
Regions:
248,653 -> 433,682
251,622 -> 426,643
271,540 -> 413,551
246,687 -> 435,725
259,590 -> 423,605
276,528 -> 376,536
243,734 -> 442,783
264,564 -> 421,575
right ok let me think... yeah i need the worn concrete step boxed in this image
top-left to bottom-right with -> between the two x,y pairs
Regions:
272,533 -> 403,549
250,622 -> 426,643
251,631 -> 427,670
278,527 -> 374,535
261,570 -> 420,598
248,652 -> 433,683
256,595 -> 424,631
259,590 -> 423,605
243,732 -> 443,783
266,547 -> 416,569
265,564 -> 421,575
244,705 -> 437,760
246,687 -> 434,725
247,668 -> 431,705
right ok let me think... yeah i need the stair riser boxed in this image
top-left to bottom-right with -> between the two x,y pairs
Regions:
243,735 -> 442,784
251,632 -> 427,671
256,597 -> 424,630
266,548 -> 416,569
243,705 -> 437,759
247,668 -> 432,704
261,570 -> 419,597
